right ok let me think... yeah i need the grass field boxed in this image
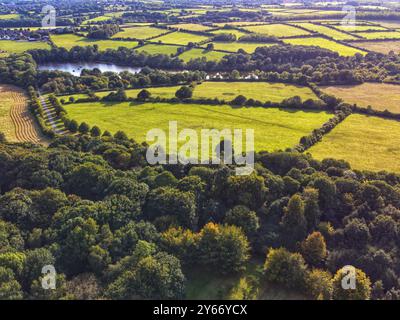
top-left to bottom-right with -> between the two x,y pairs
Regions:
169,23 -> 213,32
352,40 -> 400,54
153,31 -> 210,45
290,23 -> 358,40
204,42 -> 276,53
65,101 -> 331,152
309,114 -> 400,172
332,25 -> 388,32
356,31 -> 400,39
51,34 -> 139,51
0,13 -> 20,20
210,28 -> 249,39
112,26 -> 166,39
61,81 -> 319,102
283,37 -> 366,56
0,40 -> 50,55
82,15 -> 113,25
369,20 -> 400,29
178,49 -> 228,62
320,83 -> 400,112
242,23 -> 310,37
135,44 -> 180,55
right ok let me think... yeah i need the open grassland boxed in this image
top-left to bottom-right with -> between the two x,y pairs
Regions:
61,81 -> 318,102
205,41 -> 276,53
283,37 -> 366,56
152,31 -> 210,45
51,34 -> 139,51
369,20 -> 400,29
213,21 -> 269,27
0,85 -> 46,144
356,31 -> 400,39
352,40 -> 400,54
82,15 -> 113,25
309,114 -> 400,173
332,25 -> 388,32
178,49 -> 227,62
65,101 -> 331,152
135,44 -> 180,55
320,83 -> 400,113
169,23 -> 213,32
290,22 -> 358,40
0,13 -> 20,20
210,28 -> 249,39
112,26 -> 166,39
0,40 -> 51,55
192,81 -> 319,102
242,23 -> 310,37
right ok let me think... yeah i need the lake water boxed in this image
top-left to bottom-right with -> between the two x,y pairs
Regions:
38,62 -> 142,76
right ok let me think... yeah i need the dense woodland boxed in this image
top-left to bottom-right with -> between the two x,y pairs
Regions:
1,130 -> 400,299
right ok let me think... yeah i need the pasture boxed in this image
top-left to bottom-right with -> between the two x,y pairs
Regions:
352,41 -> 400,54
210,29 -> 249,39
320,83 -> 400,113
0,40 -> 51,55
178,49 -> 227,62
205,42 -> 276,53
309,114 -> 400,173
332,25 -> 388,32
152,31 -> 210,45
112,26 -> 166,39
356,31 -> 400,39
64,101 -> 332,152
283,37 -> 366,56
67,81 -> 320,103
0,13 -> 20,20
135,44 -> 180,55
290,23 -> 358,40
51,34 -> 139,51
169,23 -> 213,32
242,23 -> 310,37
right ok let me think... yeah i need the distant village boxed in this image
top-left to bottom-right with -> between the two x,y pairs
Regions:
0,26 -> 73,42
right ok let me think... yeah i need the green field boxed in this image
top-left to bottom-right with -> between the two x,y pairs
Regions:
51,34 -> 139,51
82,15 -> 113,25
135,44 -> 180,55
112,26 -> 166,39
356,31 -> 400,39
65,101 -> 331,152
290,23 -> 358,40
178,49 -> 228,62
0,13 -> 20,20
242,23 -> 310,37
210,28 -> 249,39
169,23 -> 213,31
205,42 -> 276,53
0,40 -> 51,55
332,25 -> 388,32
153,31 -> 210,45
61,81 -> 318,102
309,114 -> 400,172
320,83 -> 400,113
283,37 -> 366,56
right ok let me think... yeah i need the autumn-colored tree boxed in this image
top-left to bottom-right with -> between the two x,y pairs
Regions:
301,232 -> 327,266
